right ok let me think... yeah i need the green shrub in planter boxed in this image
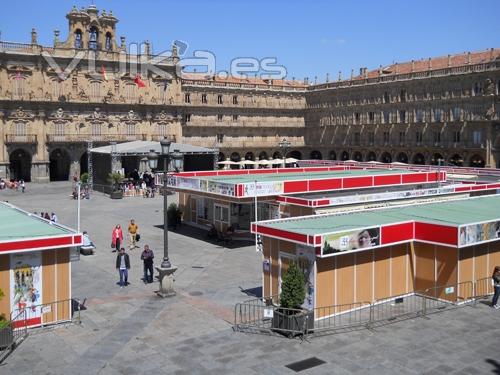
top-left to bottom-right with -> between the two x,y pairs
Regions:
280,262 -> 305,309
80,172 -> 89,184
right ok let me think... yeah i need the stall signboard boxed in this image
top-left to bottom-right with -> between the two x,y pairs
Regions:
177,177 -> 201,190
458,220 -> 500,247
324,186 -> 455,207
207,181 -> 235,196
321,227 -> 381,257
10,251 -> 43,327
243,181 -> 284,197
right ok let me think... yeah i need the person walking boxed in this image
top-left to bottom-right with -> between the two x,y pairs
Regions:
492,266 -> 500,309
128,219 -> 139,250
111,224 -> 123,253
115,248 -> 130,288
141,244 -> 154,284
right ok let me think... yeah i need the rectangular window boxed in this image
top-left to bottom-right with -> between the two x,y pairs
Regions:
399,131 -> 405,143
91,123 -> 101,136
232,95 -> 238,105
185,113 -> 191,122
201,94 -> 207,104
355,112 -> 360,124
368,132 -> 375,145
216,133 -> 224,143
453,131 -> 460,143
473,130 -> 482,145
452,107 -> 461,121
90,81 -> 100,101
126,123 -> 135,136
383,91 -> 390,103
53,80 -> 62,100
434,109 -> 442,122
434,132 -> 441,144
399,110 -> 406,123
184,93 -> 190,103
354,132 -> 360,145
13,77 -> 25,99
196,198 -> 208,220
157,124 -> 168,136
214,204 -> 229,224
415,109 -> 424,123
15,122 -> 27,136
383,111 -> 390,124
383,131 -> 390,144
217,95 -> 223,104
415,131 -> 422,143
54,123 -> 65,136
125,84 -> 137,102
232,114 -> 238,122
368,112 -> 375,124
400,89 -> 406,102
217,114 -> 223,122
473,82 -> 483,96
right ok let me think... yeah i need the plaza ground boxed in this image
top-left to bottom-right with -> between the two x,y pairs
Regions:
1,183 -> 500,374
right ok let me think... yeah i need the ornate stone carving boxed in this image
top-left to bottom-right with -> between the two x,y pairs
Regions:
86,107 -> 108,123
8,107 -> 35,120
121,110 -> 141,122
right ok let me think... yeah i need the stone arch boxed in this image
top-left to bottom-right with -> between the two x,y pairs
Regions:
218,152 -> 225,162
80,151 -> 88,175
74,29 -> 83,49
449,154 -> 464,167
9,148 -> 32,182
413,153 -> 425,165
341,151 -> 349,161
258,151 -> 269,160
310,150 -> 323,160
353,151 -> 363,162
244,152 -> 255,161
105,32 -> 113,51
430,153 -> 444,165
88,25 -> 99,50
289,150 -> 302,160
397,152 -> 408,163
367,151 -> 377,161
469,154 -> 485,168
328,151 -> 336,160
273,151 -> 282,159
49,148 -> 71,181
381,152 -> 392,163
230,152 -> 241,162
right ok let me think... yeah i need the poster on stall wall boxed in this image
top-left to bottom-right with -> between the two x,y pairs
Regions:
10,251 -> 42,327
243,181 -> 284,197
322,227 -> 380,257
459,220 -> 500,247
296,244 -> 316,311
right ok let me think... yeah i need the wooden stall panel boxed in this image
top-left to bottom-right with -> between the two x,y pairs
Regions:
316,257 -> 335,318
407,243 -> 416,293
458,247 -> 474,284
270,239 -> 279,297
489,242 -> 500,274
474,244 -> 489,281
414,242 -> 435,292
355,250 -> 373,303
336,253 -> 355,310
42,250 -> 56,324
374,247 -> 391,300
391,244 -> 407,297
435,246 -> 459,301
0,255 -> 10,318
56,249 -> 71,322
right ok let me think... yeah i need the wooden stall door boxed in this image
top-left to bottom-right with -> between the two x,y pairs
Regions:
414,242 -> 435,292
316,257 -> 335,318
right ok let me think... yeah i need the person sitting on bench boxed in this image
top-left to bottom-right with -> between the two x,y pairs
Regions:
80,231 -> 96,255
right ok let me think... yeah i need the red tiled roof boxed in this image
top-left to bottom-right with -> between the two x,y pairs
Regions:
181,72 -> 307,88
353,48 -> 500,81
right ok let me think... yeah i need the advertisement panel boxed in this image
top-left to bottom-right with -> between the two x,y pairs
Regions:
243,181 -> 284,197
176,177 -> 201,190
459,220 -> 500,247
10,251 -> 42,327
321,227 -> 380,257
207,181 -> 235,196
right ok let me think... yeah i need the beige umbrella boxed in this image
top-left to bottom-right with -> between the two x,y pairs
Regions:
258,159 -> 271,165
271,158 -> 284,165
285,157 -> 299,163
239,159 -> 256,165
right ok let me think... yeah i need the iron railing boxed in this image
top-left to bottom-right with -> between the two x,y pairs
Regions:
10,298 -> 82,329
234,280 -> 483,339
0,309 -> 28,363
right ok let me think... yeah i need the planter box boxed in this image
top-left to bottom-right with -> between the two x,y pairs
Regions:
271,309 -> 314,337
110,190 -> 123,199
0,325 -> 14,350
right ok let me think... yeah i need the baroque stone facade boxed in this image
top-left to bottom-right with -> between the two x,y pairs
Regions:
0,5 -> 499,182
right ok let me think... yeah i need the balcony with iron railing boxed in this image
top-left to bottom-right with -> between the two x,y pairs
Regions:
45,133 -> 147,143
5,134 -> 37,143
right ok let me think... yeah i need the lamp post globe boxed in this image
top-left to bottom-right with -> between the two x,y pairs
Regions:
278,138 -> 291,168
147,149 -> 159,170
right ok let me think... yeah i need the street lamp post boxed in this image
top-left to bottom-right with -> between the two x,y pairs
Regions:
147,138 -> 183,297
278,138 -> 291,168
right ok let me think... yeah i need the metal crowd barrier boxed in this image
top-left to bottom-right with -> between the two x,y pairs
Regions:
234,280 -> 487,340
10,298 -> 82,329
0,310 -> 28,363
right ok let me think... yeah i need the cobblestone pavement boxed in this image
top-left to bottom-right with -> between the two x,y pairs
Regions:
1,182 -> 500,375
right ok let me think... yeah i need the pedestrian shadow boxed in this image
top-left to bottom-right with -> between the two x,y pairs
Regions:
485,359 -> 500,375
153,223 -> 253,249
240,286 -> 262,298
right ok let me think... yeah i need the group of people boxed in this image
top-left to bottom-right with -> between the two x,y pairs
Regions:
72,185 -> 90,200
34,211 -> 58,222
121,170 -> 157,198
0,178 -> 25,192
111,219 -> 154,287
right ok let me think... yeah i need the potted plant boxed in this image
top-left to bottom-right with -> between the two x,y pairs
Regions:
272,262 -> 314,336
80,172 -> 89,185
0,289 -> 13,349
108,172 -> 124,199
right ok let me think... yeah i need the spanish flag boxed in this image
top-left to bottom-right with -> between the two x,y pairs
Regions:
101,65 -> 108,81
134,74 -> 146,88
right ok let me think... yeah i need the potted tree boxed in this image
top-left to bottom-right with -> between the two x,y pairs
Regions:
272,262 -> 314,337
108,172 -> 124,199
0,289 -> 13,349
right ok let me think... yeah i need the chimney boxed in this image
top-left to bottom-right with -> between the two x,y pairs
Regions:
428,57 -> 432,70
378,65 -> 383,75
144,40 -> 151,56
351,69 -> 354,80
326,73 -> 329,82
337,71 -> 341,81
467,51 -> 471,64
120,36 -> 126,51
490,48 -> 494,61
447,54 -> 451,67
411,60 -> 415,73
53,29 -> 60,46
395,62 -> 399,74
31,28 -> 37,45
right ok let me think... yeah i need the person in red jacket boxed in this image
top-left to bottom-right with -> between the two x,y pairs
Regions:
111,224 -> 123,253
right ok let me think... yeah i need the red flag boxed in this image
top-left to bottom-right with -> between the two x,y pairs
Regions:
101,65 -> 108,81
134,74 -> 146,88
